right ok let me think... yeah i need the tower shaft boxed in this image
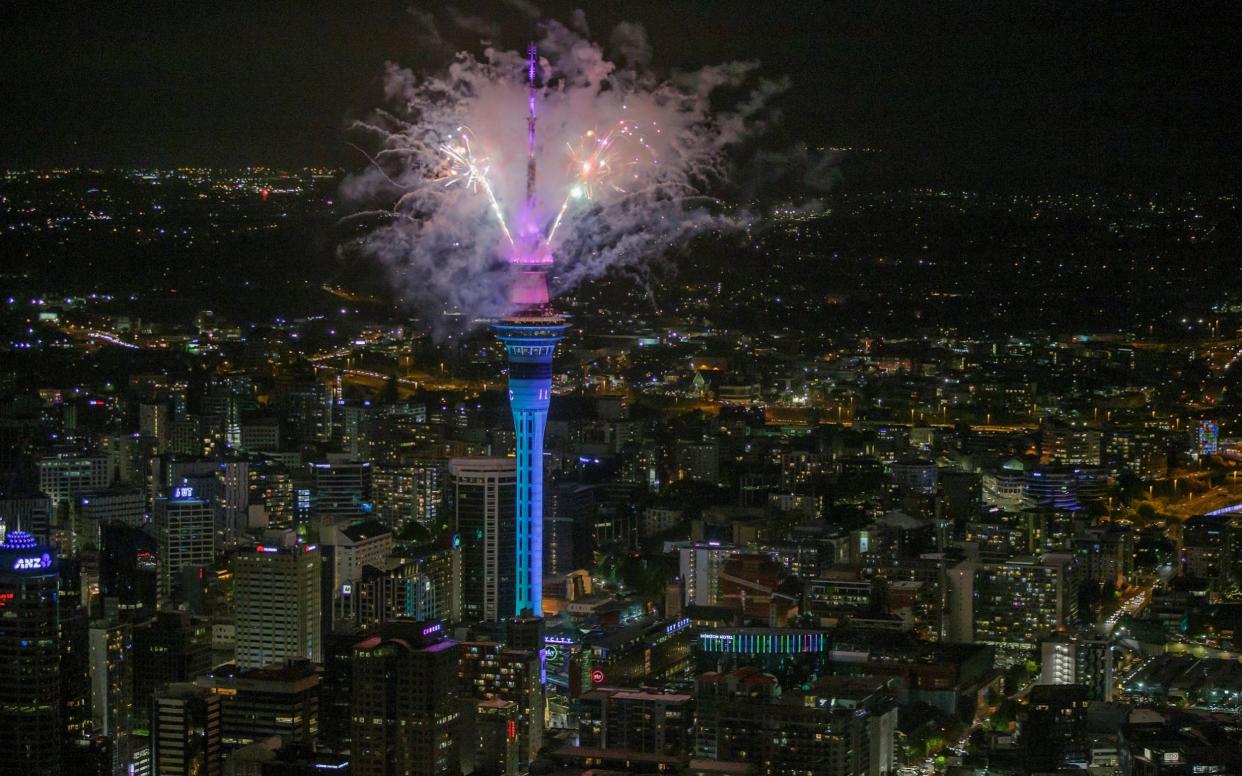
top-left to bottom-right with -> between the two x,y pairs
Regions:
496,322 -> 565,617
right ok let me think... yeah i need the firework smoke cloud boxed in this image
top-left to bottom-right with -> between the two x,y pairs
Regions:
343,14 -> 793,330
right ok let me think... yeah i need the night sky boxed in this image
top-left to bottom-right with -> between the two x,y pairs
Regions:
3,0 -> 1240,190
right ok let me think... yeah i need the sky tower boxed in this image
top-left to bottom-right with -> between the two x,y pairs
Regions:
494,43 -> 566,618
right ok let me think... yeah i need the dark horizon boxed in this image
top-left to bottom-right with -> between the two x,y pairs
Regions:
2,0 -> 1241,191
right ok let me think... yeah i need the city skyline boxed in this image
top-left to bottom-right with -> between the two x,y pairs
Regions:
2,4 -> 1242,776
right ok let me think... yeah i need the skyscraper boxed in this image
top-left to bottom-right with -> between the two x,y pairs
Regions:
89,619 -> 135,776
194,660 -> 319,752
0,530 -> 61,776
132,611 -> 213,731
458,641 -> 543,767
449,458 -> 517,622
152,683 -> 222,776
351,620 -> 460,776
233,531 -> 322,669
473,699 -> 519,776
154,486 -> 215,604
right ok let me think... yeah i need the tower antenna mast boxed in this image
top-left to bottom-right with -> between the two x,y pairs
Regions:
525,42 -> 537,209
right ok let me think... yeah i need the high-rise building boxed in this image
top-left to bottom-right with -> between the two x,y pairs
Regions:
0,494 -> 52,543
449,458 -> 517,622
337,401 -> 375,460
0,530 -> 61,776
89,620 -> 135,776
283,382 -> 334,443
215,459 -> 250,539
1182,514 -> 1229,580
890,457 -> 938,495
678,542 -> 738,607
351,620 -> 460,776
61,603 -> 93,759
233,531 -> 322,669
1022,684 -> 1089,770
694,669 -> 897,776
578,687 -> 694,755
320,518 -> 393,600
473,699 -> 519,776
78,487 -> 146,530
154,486 -> 215,604
238,417 -> 280,453
1072,523 -> 1134,589
458,641 -> 543,766
319,626 -> 361,755
36,454 -> 111,507
139,402 -> 170,453
945,553 -> 1078,646
1040,632 -> 1115,701
544,482 -> 593,576
675,440 -> 720,484
152,683 -> 222,776
937,470 -> 982,524
195,660 -> 319,752
1041,422 -> 1102,466
308,456 -> 371,520
247,457 -> 297,530
132,611 -> 213,731
372,458 -> 444,533
399,538 -> 463,625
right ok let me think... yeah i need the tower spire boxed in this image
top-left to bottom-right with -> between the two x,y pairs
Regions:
525,42 -> 537,209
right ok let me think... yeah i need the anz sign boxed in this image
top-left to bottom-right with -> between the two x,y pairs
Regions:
13,553 -> 52,571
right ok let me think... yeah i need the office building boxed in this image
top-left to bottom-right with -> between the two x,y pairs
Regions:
90,620 -> 135,776
695,669 -> 897,776
578,687 -> 694,755
152,683 -> 222,776
132,611 -> 213,731
1040,632 -> 1115,701
0,494 -> 52,543
449,458 -> 517,622
351,620 -> 461,776
458,641 -> 543,766
154,486 -> 215,603
36,454 -> 111,507
196,660 -> 319,752
1023,684 -> 1089,770
474,699 -> 519,776
678,542 -> 738,607
0,531 -> 61,776
308,456 -> 371,520
233,531 -> 322,669
945,553 -> 1078,646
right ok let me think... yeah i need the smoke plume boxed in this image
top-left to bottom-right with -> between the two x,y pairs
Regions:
342,14 -> 803,333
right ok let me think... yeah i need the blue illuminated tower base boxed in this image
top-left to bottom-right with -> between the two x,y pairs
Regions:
495,314 -> 566,617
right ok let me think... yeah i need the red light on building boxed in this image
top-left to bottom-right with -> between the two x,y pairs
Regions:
590,669 -> 605,685
507,720 -> 517,740
260,188 -> 270,200
0,592 -> 13,607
